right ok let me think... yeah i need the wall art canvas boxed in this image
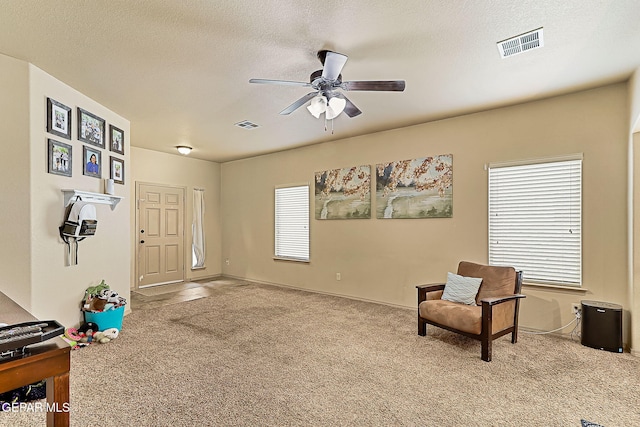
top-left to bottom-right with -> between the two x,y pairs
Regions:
315,165 -> 371,219
376,154 -> 453,219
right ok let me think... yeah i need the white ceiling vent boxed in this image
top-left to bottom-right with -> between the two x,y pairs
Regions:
235,120 -> 259,129
497,28 -> 544,59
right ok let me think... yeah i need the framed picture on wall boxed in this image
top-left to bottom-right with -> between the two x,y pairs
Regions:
77,107 -> 105,148
109,125 -> 124,155
110,156 -> 124,184
83,145 -> 102,178
46,98 -> 72,140
47,139 -> 72,177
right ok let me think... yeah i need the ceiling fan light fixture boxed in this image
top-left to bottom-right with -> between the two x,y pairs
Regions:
177,145 -> 192,155
250,49 -> 405,121
307,95 -> 327,118
325,97 -> 347,120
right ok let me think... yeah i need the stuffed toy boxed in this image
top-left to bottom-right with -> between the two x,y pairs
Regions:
83,280 -> 110,302
88,295 -> 108,312
78,322 -> 99,334
94,328 -> 119,344
93,331 -> 109,344
103,328 -> 119,339
62,327 -> 82,349
77,322 -> 99,344
98,289 -> 127,311
99,289 -> 120,303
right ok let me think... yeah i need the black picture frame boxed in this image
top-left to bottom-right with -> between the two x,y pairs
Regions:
46,98 -> 72,140
109,125 -> 125,155
47,139 -> 72,177
110,156 -> 125,184
83,145 -> 102,178
77,107 -> 105,148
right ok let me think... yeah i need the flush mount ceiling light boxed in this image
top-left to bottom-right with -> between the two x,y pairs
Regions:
176,146 -> 192,155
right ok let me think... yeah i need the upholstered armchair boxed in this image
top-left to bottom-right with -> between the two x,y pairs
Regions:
416,261 -> 525,362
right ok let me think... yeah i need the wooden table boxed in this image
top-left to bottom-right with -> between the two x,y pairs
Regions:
0,291 -> 70,426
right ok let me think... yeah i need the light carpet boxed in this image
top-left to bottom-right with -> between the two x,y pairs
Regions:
3,281 -> 639,426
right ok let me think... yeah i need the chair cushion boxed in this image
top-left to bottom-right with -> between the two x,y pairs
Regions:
441,272 -> 483,306
419,300 -> 482,335
457,261 -> 516,304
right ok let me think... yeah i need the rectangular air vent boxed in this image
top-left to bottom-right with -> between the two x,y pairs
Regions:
235,120 -> 259,129
497,28 -> 544,59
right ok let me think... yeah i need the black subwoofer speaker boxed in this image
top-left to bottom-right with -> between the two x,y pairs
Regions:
581,300 -> 623,353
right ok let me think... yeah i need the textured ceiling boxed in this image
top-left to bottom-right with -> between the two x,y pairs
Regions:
1,1 -> 640,162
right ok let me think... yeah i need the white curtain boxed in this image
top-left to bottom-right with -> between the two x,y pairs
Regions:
192,188 -> 206,269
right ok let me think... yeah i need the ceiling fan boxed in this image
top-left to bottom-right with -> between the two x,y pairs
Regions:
249,50 -> 405,121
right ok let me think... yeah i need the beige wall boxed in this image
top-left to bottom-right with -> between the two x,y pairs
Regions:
27,64 -> 132,327
630,68 -> 640,133
130,147 -> 222,286
633,131 -> 639,354
221,83 -> 630,343
0,54 -> 32,309
0,54 -> 131,328
1,49 -> 635,349
630,67 -> 640,353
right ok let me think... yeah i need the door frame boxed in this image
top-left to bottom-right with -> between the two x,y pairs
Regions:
134,181 -> 187,290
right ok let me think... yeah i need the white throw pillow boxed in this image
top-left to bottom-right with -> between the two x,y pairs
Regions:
441,272 -> 483,306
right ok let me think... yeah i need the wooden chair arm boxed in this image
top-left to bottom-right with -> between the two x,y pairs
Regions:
480,294 -> 526,307
416,283 -> 446,292
416,283 -> 445,304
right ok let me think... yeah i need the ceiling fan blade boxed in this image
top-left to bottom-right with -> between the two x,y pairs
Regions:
341,95 -> 362,118
279,92 -> 318,115
322,51 -> 348,81
342,80 -> 406,91
249,78 -> 311,87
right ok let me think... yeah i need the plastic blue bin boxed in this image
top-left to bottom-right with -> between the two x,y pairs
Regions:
84,305 -> 125,331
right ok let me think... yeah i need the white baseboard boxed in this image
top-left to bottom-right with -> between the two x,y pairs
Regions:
221,274 -> 415,311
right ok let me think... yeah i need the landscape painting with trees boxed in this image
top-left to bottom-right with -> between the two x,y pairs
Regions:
315,165 -> 371,219
376,154 -> 453,219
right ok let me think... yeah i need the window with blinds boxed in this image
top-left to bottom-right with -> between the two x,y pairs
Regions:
488,157 -> 582,286
275,185 -> 309,261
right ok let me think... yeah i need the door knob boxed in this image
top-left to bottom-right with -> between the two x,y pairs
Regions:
140,240 -> 145,244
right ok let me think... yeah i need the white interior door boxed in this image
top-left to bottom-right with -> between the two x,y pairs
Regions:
137,183 -> 185,287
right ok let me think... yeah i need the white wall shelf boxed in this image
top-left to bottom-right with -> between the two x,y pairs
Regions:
62,189 -> 123,210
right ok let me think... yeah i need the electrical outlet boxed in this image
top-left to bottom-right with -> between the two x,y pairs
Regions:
225,259 -> 230,265
336,273 -> 341,281
571,303 -> 581,315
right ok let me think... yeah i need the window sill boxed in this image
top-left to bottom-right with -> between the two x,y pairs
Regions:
273,257 -> 310,264
523,282 -> 588,293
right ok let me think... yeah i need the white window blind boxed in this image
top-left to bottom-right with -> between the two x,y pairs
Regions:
488,158 -> 582,286
275,185 -> 309,261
